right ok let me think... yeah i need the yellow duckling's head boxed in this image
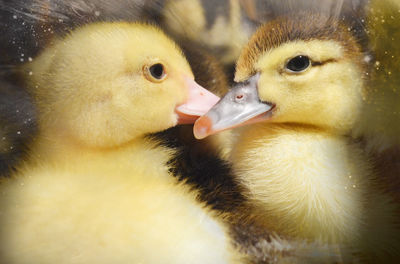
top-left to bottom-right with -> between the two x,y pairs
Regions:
25,22 -> 219,148
194,14 -> 365,139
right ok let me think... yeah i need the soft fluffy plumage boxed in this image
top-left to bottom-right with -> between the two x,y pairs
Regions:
0,22 -> 240,264
195,12 -> 400,263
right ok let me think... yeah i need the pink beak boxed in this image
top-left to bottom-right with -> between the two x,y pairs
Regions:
175,77 -> 220,124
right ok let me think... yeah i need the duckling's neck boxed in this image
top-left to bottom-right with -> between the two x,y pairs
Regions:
230,123 -> 370,243
29,125 -> 170,167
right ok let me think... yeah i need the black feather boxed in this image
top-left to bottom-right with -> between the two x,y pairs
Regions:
0,74 -> 36,176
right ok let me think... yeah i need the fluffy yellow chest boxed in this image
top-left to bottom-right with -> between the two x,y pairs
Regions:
230,125 -> 370,244
0,139 -> 234,264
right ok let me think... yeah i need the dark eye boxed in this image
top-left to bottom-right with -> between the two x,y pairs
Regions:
286,55 -> 310,72
149,63 -> 165,80
144,63 -> 167,83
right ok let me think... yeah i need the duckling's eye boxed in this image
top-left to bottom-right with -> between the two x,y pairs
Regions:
149,64 -> 165,79
285,55 -> 310,73
144,63 -> 167,82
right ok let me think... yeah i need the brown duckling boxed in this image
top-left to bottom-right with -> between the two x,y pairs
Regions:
195,12 -> 400,263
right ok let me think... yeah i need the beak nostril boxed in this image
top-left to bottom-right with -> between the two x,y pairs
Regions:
200,92 -> 204,96
235,94 -> 245,103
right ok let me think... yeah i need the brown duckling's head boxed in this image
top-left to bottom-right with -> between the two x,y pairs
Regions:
194,13 -> 366,139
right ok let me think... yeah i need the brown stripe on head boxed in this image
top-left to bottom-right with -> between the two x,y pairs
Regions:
235,12 -> 364,81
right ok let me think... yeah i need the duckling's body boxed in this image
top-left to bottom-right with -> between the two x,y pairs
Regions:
0,22 -> 238,264
0,137 -> 233,263
231,124 -> 399,254
195,13 -> 400,262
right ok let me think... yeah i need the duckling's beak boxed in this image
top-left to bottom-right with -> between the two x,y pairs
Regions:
193,74 -> 274,139
175,77 -> 221,124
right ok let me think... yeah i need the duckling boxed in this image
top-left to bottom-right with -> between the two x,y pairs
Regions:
0,75 -> 36,176
1,0 -> 237,155
194,13 -> 400,262
2,2 -> 247,256
0,22 -> 243,264
0,0 -> 236,185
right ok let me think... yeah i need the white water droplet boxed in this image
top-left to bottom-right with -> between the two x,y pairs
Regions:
364,55 -> 372,63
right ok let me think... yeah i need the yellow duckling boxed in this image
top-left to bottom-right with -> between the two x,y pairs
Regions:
194,13 -> 400,262
1,0 -> 234,173
0,22 -> 241,264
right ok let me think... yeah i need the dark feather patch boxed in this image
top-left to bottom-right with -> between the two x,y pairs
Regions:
199,0 -> 230,30
150,126 -> 246,212
0,74 -> 37,176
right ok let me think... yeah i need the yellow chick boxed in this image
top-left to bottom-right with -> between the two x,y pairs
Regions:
0,22 -> 241,264
194,13 -> 400,263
